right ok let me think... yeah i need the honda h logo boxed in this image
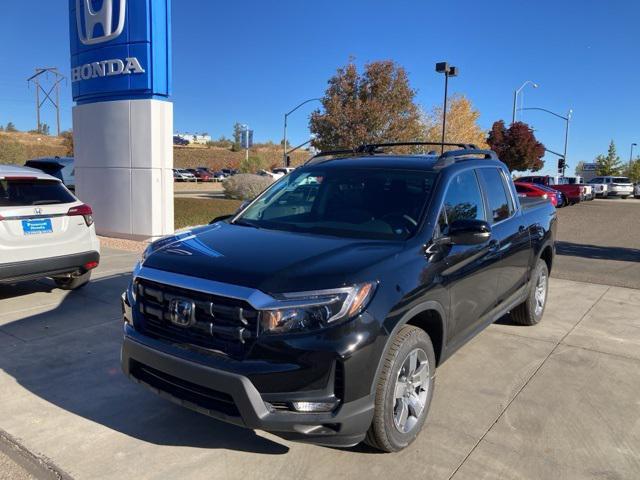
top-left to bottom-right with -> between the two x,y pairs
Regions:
76,0 -> 127,46
169,298 -> 195,328
33,207 -> 42,215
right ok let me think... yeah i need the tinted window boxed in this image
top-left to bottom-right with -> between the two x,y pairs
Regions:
479,168 -> 512,223
439,170 -> 485,230
515,184 -> 531,193
238,168 -> 436,240
0,179 -> 76,206
613,177 -> 631,183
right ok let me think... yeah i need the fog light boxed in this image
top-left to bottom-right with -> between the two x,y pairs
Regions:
291,400 -> 339,413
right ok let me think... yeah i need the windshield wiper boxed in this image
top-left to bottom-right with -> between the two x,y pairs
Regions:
232,218 -> 261,229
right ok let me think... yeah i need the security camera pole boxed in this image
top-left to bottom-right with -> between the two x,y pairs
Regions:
435,62 -> 458,154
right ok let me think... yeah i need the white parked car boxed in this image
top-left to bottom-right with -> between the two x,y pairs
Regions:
173,168 -> 197,182
0,165 -> 100,289
589,176 -> 634,198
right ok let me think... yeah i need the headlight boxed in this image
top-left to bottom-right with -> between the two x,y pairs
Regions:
260,282 -> 376,334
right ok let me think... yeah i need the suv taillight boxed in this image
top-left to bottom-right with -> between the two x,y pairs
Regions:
67,204 -> 94,226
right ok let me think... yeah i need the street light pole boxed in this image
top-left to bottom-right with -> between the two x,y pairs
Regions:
630,143 -> 637,165
282,97 -> 322,167
512,80 -> 539,124
519,107 -> 572,176
435,62 -> 458,154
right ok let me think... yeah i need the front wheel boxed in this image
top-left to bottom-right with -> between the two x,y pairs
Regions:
365,325 -> 436,452
511,259 -> 549,326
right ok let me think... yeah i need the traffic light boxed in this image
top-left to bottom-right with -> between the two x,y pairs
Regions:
558,157 -> 566,173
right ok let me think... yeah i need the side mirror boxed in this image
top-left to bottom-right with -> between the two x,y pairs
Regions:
209,214 -> 232,224
446,219 -> 492,245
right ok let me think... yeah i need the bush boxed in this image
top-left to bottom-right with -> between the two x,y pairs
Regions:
223,173 -> 273,200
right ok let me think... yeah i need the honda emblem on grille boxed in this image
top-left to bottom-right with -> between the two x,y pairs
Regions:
34,207 -> 42,215
169,298 -> 195,327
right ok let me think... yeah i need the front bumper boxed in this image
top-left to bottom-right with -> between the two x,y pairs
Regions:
121,327 -> 375,447
0,251 -> 100,284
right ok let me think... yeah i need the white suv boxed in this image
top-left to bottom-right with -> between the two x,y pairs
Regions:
0,165 -> 100,289
589,176 -> 634,198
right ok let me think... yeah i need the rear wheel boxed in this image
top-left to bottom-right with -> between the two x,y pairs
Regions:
54,271 -> 92,290
365,325 -> 435,452
512,259 -> 548,326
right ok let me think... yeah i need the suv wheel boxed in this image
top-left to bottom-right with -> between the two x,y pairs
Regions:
54,271 -> 92,290
511,259 -> 548,326
365,325 -> 435,452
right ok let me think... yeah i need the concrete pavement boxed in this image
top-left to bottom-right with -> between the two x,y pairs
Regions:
0,247 -> 639,479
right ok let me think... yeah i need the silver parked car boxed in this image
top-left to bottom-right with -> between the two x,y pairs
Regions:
589,176 -> 634,198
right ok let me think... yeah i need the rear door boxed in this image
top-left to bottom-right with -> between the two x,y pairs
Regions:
477,167 -> 530,306
0,178 -> 90,263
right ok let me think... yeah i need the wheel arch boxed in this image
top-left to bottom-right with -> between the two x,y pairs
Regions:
371,301 -> 447,396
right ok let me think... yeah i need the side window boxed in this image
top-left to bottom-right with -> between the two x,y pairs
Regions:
439,170 -> 485,231
479,168 -> 513,223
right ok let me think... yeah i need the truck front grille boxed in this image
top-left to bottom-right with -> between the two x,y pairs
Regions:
135,278 -> 260,359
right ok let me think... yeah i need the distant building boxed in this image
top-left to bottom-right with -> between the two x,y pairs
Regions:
576,162 -> 598,181
175,133 -> 211,145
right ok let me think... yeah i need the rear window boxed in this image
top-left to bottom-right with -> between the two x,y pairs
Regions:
613,177 -> 631,183
0,179 -> 76,207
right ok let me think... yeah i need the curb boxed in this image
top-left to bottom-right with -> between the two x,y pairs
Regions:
0,429 -> 73,480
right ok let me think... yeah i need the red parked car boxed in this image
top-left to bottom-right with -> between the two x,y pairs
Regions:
514,182 -> 558,207
187,168 -> 213,182
516,175 -> 582,205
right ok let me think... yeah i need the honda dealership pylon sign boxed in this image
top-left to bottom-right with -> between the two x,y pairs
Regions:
69,0 -> 174,239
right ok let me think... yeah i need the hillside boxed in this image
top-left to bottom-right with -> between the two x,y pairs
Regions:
0,131 -> 310,170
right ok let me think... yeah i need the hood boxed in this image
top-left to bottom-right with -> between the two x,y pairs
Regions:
142,223 -> 403,293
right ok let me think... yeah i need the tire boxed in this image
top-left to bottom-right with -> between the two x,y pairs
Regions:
365,325 -> 436,452
511,259 -> 549,326
54,271 -> 92,290
621,195 -> 630,199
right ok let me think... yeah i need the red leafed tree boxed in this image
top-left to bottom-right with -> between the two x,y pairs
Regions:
487,120 -> 545,172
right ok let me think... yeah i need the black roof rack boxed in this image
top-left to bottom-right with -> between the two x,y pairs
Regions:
305,142 -> 498,167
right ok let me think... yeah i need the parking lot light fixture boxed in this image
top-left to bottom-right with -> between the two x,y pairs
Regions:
630,143 -> 637,165
435,62 -> 459,154
512,81 -> 539,124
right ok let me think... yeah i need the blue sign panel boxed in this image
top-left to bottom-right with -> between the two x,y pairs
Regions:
69,0 -> 172,105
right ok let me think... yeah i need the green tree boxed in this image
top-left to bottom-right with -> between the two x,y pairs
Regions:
232,123 -> 243,151
486,120 -> 545,172
5,122 -> 17,132
595,141 -> 623,176
624,158 -> 640,183
0,125 -> 4,132
39,123 -> 50,135
309,59 -> 423,151
239,155 -> 266,174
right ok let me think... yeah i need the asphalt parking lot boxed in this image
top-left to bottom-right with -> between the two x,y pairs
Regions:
0,199 -> 639,479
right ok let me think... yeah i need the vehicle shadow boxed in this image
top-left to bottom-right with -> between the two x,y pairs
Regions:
0,273 -> 289,455
556,241 -> 640,262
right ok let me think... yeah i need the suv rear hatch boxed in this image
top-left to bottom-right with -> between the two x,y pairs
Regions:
0,177 -> 93,262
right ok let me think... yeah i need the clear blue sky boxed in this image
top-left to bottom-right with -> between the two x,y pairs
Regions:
1,0 -> 638,175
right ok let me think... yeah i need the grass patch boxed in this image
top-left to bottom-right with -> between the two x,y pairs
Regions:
174,197 -> 242,230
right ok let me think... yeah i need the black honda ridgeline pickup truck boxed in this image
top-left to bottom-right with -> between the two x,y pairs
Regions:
121,143 -> 556,452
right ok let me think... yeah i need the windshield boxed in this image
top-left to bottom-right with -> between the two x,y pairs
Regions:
235,167 -> 437,240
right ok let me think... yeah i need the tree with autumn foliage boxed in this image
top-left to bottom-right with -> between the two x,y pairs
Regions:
423,94 -> 488,149
309,60 -> 423,151
487,121 -> 545,172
